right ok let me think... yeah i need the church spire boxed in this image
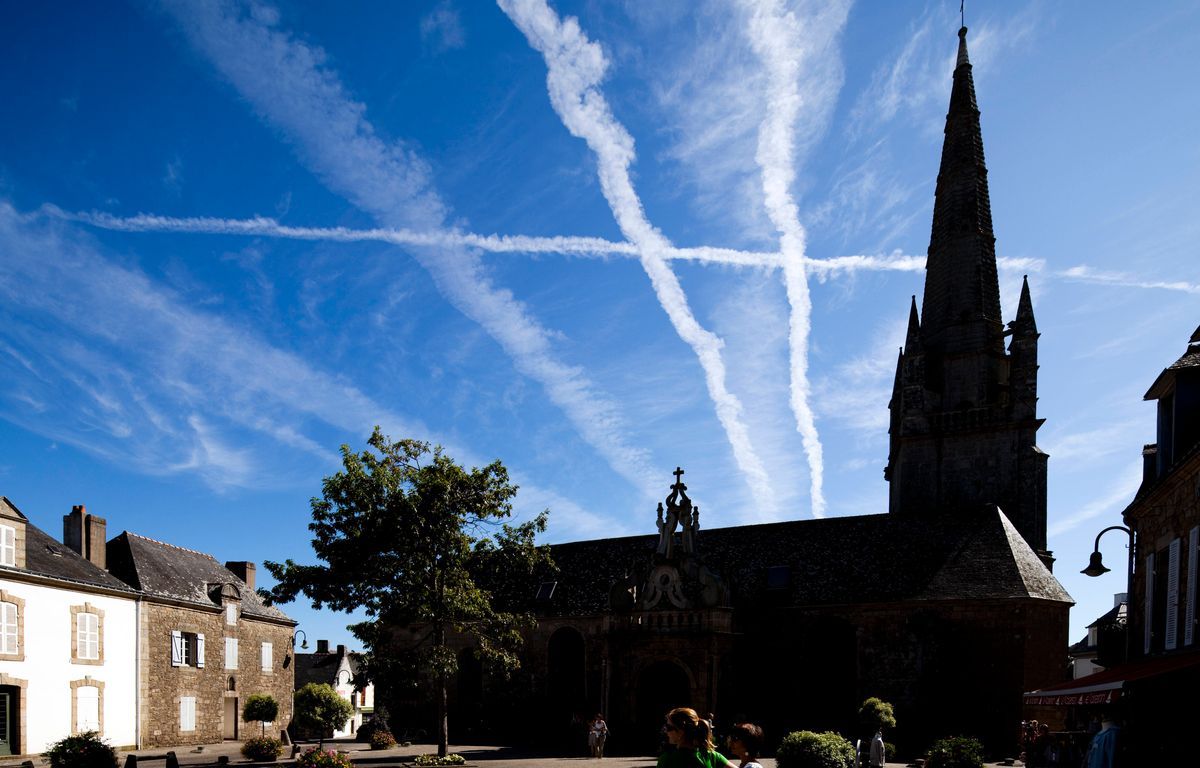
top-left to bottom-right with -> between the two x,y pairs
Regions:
1013,275 -> 1038,336
904,295 -> 922,353
921,26 -> 1003,356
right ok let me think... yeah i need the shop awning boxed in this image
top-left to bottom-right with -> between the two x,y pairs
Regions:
1024,650 -> 1200,706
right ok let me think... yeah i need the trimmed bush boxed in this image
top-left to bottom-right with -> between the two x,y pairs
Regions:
46,731 -> 118,768
926,736 -> 985,768
369,729 -> 397,750
242,736 -> 284,761
296,748 -> 354,768
775,730 -> 856,768
243,694 -> 281,737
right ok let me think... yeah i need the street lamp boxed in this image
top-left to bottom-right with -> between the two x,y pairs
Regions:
1081,525 -> 1134,663
293,629 -> 309,650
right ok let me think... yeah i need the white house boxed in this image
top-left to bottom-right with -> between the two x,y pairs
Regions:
0,500 -> 139,755
295,641 -> 374,738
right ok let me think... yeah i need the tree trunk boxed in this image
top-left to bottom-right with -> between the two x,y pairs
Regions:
437,670 -> 449,757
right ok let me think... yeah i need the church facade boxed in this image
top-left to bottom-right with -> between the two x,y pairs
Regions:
401,28 -> 1072,758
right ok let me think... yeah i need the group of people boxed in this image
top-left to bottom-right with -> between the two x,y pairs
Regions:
656,708 -> 764,768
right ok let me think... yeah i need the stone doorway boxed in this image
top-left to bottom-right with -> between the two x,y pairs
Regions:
0,687 -> 16,756
635,661 -> 691,753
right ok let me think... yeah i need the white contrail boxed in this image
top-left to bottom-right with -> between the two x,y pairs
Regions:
740,0 -> 851,517
498,0 -> 778,514
160,0 -> 662,498
1058,265 -> 1200,295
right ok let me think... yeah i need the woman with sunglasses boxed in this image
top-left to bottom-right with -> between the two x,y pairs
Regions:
659,707 -> 735,768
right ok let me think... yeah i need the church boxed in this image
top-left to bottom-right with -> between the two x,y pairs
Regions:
416,27 -> 1072,758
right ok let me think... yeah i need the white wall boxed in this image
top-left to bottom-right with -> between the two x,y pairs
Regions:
0,578 -> 138,753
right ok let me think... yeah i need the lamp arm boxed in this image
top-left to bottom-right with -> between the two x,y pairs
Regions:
1092,525 -> 1132,552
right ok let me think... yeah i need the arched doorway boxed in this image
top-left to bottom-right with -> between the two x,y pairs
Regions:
635,660 -> 691,753
547,627 -> 586,752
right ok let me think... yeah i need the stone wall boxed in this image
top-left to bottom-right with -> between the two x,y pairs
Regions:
140,602 -> 294,747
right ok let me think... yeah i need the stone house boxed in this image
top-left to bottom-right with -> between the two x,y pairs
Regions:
294,640 -> 375,738
0,500 -> 138,756
392,28 -> 1072,758
106,531 -> 296,747
1026,326 -> 1200,762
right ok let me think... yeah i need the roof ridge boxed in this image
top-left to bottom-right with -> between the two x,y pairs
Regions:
128,531 -> 215,559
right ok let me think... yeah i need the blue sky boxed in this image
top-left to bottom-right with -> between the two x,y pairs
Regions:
1,1 -> 1197,651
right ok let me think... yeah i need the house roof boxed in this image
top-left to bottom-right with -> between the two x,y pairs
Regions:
1144,327 -> 1200,400
539,506 -> 1071,616
0,509 -> 134,593
294,649 -> 363,689
107,531 -> 293,622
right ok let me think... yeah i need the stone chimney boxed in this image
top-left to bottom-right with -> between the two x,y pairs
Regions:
316,639 -> 330,654
225,561 -> 256,592
337,644 -> 347,656
63,505 -> 107,569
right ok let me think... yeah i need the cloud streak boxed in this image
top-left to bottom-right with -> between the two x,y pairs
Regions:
740,0 -> 850,517
161,0 -> 661,498
498,0 -> 777,514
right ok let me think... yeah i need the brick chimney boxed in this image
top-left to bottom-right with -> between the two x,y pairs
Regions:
63,505 -> 107,569
316,639 -> 330,654
225,561 -> 256,592
337,644 -> 347,657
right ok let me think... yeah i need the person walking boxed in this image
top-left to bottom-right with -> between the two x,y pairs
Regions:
869,728 -> 885,768
725,723 -> 764,768
588,713 -> 609,758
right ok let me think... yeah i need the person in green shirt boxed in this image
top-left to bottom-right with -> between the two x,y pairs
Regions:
658,707 -> 735,768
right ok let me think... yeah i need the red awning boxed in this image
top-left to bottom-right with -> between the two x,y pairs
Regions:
1024,650 -> 1200,706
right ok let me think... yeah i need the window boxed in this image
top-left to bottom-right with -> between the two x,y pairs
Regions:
180,696 -> 196,732
0,526 -> 14,567
225,637 -> 238,670
226,603 -> 237,626
0,591 -> 24,661
261,642 -> 272,672
77,613 -> 99,660
171,631 -> 205,668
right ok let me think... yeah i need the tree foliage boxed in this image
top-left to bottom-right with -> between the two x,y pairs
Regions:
244,694 -> 280,736
775,731 -> 856,768
263,429 -> 553,756
857,696 -> 897,738
293,683 -> 354,747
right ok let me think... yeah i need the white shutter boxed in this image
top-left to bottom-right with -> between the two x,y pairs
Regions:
1166,538 -> 1181,650
196,633 -> 206,668
77,613 -> 99,660
1,603 -> 17,655
1145,552 -> 1156,654
171,630 -> 183,667
1187,527 -> 1198,647
0,526 -> 14,566
76,686 -> 100,732
180,697 -> 196,731
261,641 -> 272,671
225,637 -> 238,670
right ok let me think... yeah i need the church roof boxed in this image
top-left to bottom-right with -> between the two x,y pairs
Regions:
540,506 -> 1071,617
106,531 -> 293,623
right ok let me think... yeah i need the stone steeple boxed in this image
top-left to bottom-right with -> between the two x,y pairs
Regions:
887,27 -> 1050,565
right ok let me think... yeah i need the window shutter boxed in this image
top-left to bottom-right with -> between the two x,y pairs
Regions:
1187,527 -> 1198,647
1,603 -> 17,655
1166,538 -> 1181,650
261,641 -> 272,671
1145,552 -> 1156,654
76,686 -> 100,732
171,630 -> 183,667
225,637 -> 238,670
196,633 -> 206,668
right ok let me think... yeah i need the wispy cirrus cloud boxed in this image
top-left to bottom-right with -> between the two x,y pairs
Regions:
740,0 -> 851,517
1058,265 -> 1200,296
420,0 -> 466,53
498,0 -> 777,516
160,0 -> 661,499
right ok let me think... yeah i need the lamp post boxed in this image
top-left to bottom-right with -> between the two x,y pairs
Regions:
1081,525 -> 1134,664
293,629 -> 309,650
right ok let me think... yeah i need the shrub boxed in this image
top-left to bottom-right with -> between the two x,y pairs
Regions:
295,748 -> 354,768
885,742 -> 897,762
369,729 -> 397,750
775,730 -> 856,768
46,731 -> 118,768
413,755 -> 465,766
857,697 -> 897,739
242,736 -> 284,761
244,694 -> 281,737
926,736 -> 985,768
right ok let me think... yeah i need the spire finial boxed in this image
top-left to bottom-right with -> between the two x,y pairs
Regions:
960,0 -> 965,30
957,25 -> 970,68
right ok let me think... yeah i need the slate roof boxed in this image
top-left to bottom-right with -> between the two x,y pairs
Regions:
0,499 -> 134,593
294,650 -> 362,689
1144,328 -> 1200,399
107,531 -> 293,623
539,506 -> 1071,617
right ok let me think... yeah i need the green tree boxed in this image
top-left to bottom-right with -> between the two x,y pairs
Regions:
244,694 -> 280,736
294,683 -> 354,747
857,696 -> 897,740
263,429 -> 552,757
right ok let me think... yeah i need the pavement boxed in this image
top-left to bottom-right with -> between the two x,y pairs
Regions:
5,738 -> 1029,768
